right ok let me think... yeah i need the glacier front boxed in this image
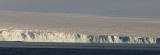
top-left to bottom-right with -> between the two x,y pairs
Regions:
0,29 -> 160,44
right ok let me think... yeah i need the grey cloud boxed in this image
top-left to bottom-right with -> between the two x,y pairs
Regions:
0,0 -> 160,18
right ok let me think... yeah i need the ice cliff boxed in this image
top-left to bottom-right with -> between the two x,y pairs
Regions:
0,29 -> 160,44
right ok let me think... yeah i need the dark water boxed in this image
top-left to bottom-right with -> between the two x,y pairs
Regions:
0,47 -> 160,55
0,42 -> 160,55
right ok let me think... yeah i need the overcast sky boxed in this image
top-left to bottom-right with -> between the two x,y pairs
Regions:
0,0 -> 160,18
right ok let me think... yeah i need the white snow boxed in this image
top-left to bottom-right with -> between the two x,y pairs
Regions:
0,29 -> 159,44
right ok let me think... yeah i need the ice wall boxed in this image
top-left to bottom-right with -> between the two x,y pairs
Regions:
0,29 -> 160,44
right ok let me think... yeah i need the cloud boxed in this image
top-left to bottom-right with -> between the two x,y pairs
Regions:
0,0 -> 160,18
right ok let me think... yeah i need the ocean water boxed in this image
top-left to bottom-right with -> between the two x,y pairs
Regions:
0,47 -> 160,55
0,42 -> 160,55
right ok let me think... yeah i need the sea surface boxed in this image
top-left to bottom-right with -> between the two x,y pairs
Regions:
0,42 -> 160,55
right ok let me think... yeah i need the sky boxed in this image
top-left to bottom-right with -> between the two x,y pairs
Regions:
0,0 -> 160,18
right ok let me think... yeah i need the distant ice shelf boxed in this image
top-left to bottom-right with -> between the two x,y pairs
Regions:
0,29 -> 160,44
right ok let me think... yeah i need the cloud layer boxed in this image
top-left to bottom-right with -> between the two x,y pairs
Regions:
0,0 -> 160,18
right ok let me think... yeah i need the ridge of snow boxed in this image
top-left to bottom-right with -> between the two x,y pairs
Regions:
0,29 -> 159,44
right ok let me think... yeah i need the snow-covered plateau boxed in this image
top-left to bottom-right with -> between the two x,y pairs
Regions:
0,11 -> 160,44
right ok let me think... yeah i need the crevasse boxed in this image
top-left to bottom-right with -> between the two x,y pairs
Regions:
0,29 -> 160,44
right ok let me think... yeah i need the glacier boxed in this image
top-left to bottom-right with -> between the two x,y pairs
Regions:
0,29 -> 160,44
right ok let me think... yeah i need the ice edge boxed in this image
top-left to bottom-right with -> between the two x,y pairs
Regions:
0,29 -> 160,44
